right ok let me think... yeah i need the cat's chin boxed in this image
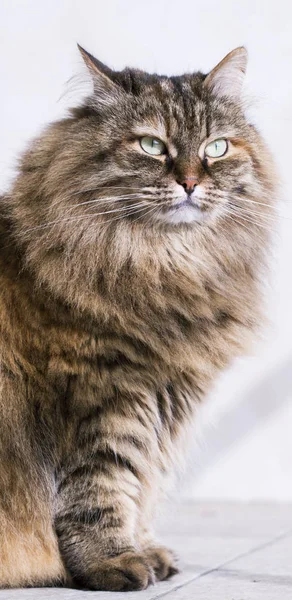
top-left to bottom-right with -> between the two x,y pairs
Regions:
153,204 -> 207,225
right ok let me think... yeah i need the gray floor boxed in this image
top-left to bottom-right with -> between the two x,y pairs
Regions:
1,502 -> 291,600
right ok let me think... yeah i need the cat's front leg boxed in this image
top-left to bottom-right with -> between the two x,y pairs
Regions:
136,487 -> 179,582
55,398 -> 178,591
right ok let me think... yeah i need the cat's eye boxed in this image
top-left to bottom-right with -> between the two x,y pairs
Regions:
204,138 -> 228,159
140,136 -> 167,156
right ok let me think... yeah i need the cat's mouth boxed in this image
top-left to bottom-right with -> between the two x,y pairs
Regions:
156,196 -> 208,225
172,197 -> 201,210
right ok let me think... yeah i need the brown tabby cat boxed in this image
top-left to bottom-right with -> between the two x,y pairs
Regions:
0,45 -> 275,591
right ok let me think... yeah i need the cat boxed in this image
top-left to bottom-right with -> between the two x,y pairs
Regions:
0,45 -> 275,591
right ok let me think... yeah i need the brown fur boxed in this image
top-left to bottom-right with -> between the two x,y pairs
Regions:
0,46 -> 276,590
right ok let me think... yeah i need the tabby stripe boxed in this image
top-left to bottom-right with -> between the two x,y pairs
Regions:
56,507 -> 119,526
57,460 -> 114,492
58,447 -> 140,497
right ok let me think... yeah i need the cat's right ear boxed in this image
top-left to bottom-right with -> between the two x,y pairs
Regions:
78,44 -> 123,105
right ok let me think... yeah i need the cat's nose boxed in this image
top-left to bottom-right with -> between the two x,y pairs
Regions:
176,176 -> 199,195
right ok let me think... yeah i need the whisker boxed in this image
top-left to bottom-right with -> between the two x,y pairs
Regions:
228,202 -> 279,223
215,189 -> 280,212
213,189 -> 290,220
228,207 -> 277,231
83,201 -> 149,215
223,206 -> 277,233
21,202 -> 154,235
70,195 -> 151,211
232,195 -> 292,220
70,188 -> 147,197
220,211 -> 255,235
51,193 -> 148,210
70,184 -> 148,196
84,202 -> 160,227
130,203 -> 160,225
231,194 -> 276,209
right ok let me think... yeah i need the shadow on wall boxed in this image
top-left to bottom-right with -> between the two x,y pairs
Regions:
187,355 -> 292,482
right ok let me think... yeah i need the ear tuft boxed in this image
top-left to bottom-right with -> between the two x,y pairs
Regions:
77,44 -> 114,79
77,44 -> 123,105
204,47 -> 248,100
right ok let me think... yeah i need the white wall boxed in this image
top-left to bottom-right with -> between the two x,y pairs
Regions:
0,0 -> 291,500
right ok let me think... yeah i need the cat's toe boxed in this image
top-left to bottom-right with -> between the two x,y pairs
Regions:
75,551 -> 155,591
144,546 -> 179,581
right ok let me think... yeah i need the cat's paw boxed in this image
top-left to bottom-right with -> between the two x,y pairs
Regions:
75,551 -> 155,591
73,547 -> 178,591
144,546 -> 179,581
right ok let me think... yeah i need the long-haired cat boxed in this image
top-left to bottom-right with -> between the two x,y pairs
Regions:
0,45 -> 275,591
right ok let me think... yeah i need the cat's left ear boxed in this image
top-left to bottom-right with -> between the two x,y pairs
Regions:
78,44 -> 123,105
203,47 -> 248,99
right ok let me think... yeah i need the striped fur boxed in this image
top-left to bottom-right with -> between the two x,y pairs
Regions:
0,47 -> 276,590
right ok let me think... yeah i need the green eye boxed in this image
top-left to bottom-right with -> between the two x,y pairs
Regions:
205,138 -> 228,158
140,136 -> 167,156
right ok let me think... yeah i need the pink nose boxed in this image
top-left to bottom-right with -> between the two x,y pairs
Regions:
177,176 -> 199,195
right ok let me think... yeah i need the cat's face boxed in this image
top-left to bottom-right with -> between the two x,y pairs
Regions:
85,87 -> 252,227
18,47 -> 273,249
52,46 -> 268,232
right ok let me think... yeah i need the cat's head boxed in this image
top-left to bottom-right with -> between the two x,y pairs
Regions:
13,45 -> 275,265
7,46 -> 275,311
43,44 -> 271,231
